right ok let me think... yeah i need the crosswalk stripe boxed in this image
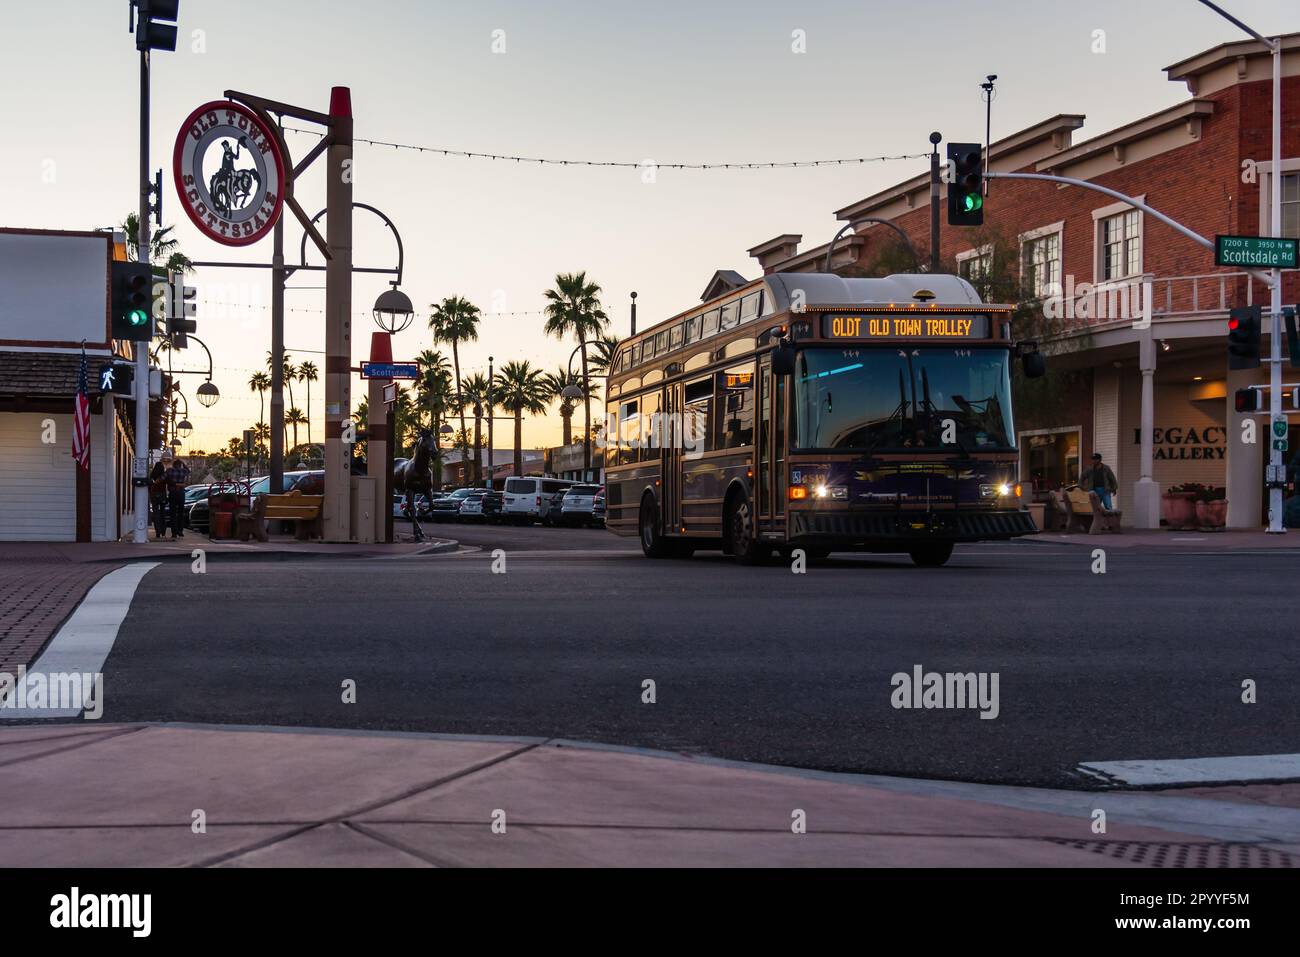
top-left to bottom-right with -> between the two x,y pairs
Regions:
1078,753 -> 1300,787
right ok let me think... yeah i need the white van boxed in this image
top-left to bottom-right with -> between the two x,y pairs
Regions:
501,477 -> 576,524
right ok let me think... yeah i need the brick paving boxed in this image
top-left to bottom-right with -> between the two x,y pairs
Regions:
0,548 -> 120,672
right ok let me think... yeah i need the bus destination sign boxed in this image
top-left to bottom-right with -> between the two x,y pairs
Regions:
1215,235 -> 1298,269
822,313 -> 992,340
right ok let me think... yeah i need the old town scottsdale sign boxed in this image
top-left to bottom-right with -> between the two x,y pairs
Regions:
173,100 -> 285,246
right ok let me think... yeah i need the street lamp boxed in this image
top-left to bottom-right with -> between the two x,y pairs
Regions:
176,418 -> 193,439
196,379 -> 220,408
373,285 -> 415,334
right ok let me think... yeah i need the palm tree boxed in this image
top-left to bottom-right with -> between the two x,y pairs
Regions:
460,372 -> 492,483
428,296 -> 481,449
543,272 -> 608,478
542,367 -> 600,447
266,351 -> 298,413
122,213 -> 192,274
298,360 -> 318,445
588,333 -> 622,376
416,349 -> 454,442
494,360 -> 549,478
286,407 -> 307,454
248,372 -> 270,426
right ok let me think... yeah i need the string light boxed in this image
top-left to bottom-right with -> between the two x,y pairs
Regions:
282,126 -> 926,171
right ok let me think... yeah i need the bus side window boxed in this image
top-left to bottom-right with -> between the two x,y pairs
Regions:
684,377 -> 712,454
719,301 -> 739,331
619,399 -> 639,466
739,292 -> 760,324
718,364 -> 755,449
702,309 -> 720,338
640,391 -> 662,461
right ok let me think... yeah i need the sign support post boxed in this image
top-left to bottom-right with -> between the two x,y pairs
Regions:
133,49 -> 152,543
323,87 -> 353,542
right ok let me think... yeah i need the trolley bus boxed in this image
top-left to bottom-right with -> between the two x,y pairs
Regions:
602,272 -> 1045,566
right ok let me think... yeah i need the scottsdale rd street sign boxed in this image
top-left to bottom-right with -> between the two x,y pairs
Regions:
1215,235 -> 1298,269
360,362 -> 420,379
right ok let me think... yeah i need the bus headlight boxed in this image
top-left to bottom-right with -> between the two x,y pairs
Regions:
979,483 -> 1021,501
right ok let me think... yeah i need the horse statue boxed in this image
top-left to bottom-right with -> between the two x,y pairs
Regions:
393,428 -> 439,542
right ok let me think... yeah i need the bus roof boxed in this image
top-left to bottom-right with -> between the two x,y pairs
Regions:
763,271 -> 985,312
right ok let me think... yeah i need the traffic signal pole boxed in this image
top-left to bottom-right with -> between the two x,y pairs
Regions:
987,169 -> 1282,532
133,47 -> 152,544
1267,37 -> 1284,533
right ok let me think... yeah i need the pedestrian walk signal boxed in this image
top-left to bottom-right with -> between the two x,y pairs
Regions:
947,142 -> 984,226
97,361 -> 134,397
111,261 -> 155,342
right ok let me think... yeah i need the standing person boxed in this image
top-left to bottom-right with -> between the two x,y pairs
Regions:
150,457 -> 169,539
1085,452 -> 1118,511
165,455 -> 192,539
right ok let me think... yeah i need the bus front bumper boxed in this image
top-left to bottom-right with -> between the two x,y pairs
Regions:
788,508 -> 1037,544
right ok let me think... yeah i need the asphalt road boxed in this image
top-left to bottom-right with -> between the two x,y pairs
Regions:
96,525 -> 1300,789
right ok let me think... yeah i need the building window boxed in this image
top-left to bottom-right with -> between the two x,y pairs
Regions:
1100,210 -> 1141,281
958,250 -> 992,282
1022,231 -> 1061,298
1283,172 -> 1300,239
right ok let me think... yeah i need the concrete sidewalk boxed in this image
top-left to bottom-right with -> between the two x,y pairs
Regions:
0,537 -> 457,564
1028,529 -> 1300,549
0,723 -> 1296,867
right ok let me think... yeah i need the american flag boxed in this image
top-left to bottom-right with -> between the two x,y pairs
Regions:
72,349 -> 90,470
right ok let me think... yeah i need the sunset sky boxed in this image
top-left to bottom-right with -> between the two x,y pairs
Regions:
3,0 -> 1294,451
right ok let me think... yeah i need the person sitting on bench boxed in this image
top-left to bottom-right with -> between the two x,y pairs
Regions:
1084,452 -> 1118,512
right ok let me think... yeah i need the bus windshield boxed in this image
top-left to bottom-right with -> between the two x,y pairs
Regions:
794,346 -> 1014,452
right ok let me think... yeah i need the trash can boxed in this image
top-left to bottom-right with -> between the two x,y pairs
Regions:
211,509 -> 233,540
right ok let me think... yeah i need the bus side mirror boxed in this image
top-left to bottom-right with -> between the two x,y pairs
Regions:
1018,341 -> 1046,378
772,340 -> 796,377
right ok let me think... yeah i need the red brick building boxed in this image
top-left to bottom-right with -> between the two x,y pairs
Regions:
745,33 -> 1300,529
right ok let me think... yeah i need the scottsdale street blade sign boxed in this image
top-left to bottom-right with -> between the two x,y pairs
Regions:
1215,235 -> 1298,269
361,362 -> 420,379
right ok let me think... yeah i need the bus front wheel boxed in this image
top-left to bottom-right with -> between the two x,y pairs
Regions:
909,542 -> 954,567
639,494 -> 673,559
725,493 -> 770,565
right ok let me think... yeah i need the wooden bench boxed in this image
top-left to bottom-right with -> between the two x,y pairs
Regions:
237,491 -> 324,542
1051,488 -> 1092,533
1085,490 -> 1122,534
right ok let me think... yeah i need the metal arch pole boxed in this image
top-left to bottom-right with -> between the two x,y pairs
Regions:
825,218 -> 921,273
298,202 -> 404,287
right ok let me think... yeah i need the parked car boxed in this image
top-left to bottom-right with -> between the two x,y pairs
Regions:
398,493 -> 433,520
559,484 -> 604,527
501,477 -> 575,524
457,490 -> 503,523
430,487 -> 475,521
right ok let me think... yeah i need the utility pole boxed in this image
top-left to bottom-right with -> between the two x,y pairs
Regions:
486,355 -> 494,490
981,75 -> 996,197
630,291 -> 637,337
928,132 -> 942,273
322,87 -> 354,541
134,44 -> 151,543
129,0 -> 179,542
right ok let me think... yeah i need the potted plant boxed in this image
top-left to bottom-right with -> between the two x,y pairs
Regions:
1162,483 -> 1200,529
1193,485 -> 1228,530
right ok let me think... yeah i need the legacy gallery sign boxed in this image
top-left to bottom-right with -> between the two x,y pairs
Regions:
1132,425 -> 1227,460
173,100 -> 286,247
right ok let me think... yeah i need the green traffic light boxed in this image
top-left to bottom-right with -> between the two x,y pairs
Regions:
128,309 -> 149,327
962,193 -> 983,213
